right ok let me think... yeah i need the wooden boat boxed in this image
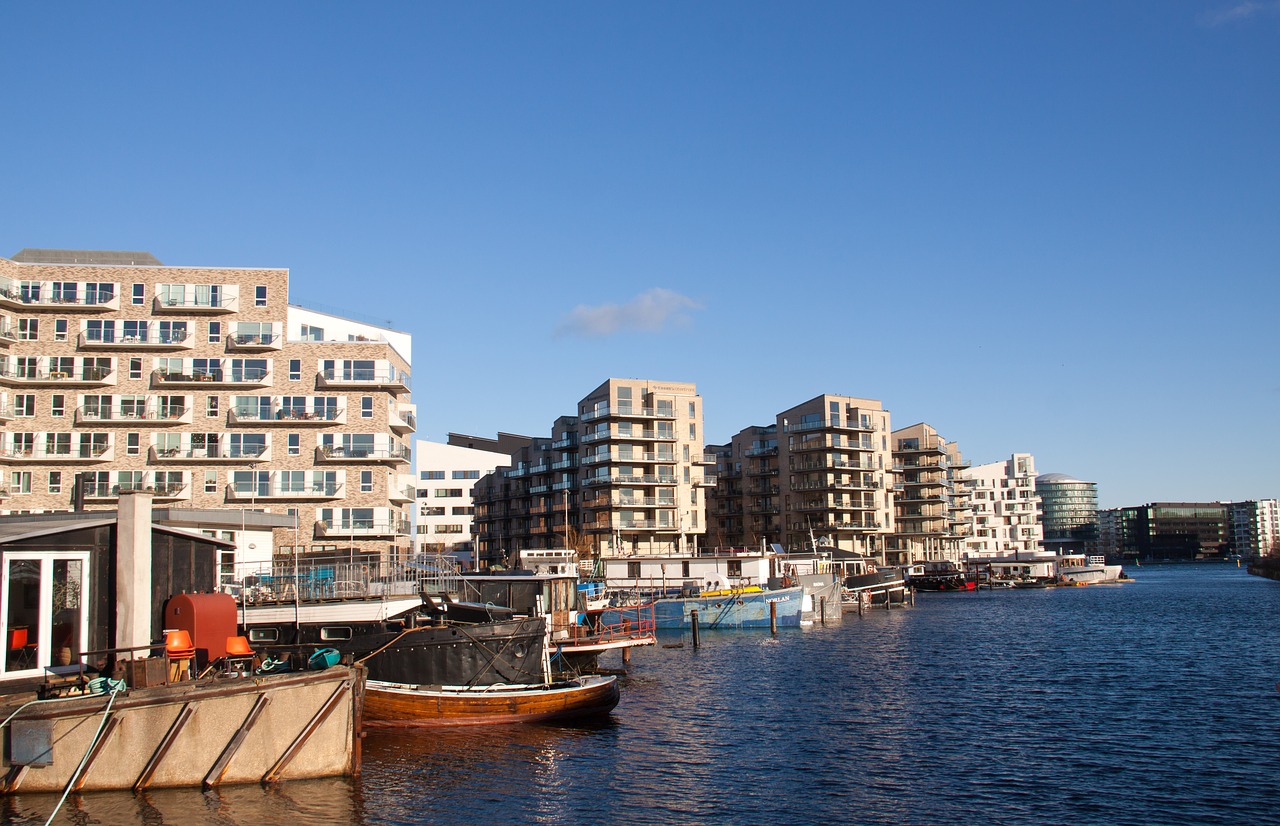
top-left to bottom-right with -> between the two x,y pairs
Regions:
363,674 -> 620,727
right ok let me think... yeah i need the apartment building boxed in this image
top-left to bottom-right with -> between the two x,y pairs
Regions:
413,436 -> 517,567
0,248 -> 414,565
472,379 -> 710,567
1229,499 -> 1280,557
887,422 -> 972,565
706,425 -> 780,550
958,453 -> 1042,558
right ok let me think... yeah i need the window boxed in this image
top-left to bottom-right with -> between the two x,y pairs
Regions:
452,470 -> 480,480
206,396 -> 219,417
320,627 -> 352,641
421,471 -> 445,480
452,506 -> 475,516
126,433 -> 141,456
48,471 -> 62,494
14,395 -> 35,417
434,488 -> 463,498
434,524 -> 464,534
128,358 -> 142,380
288,434 -> 300,456
132,283 -> 145,305
420,506 -> 445,516
627,561 -> 641,578
54,319 -> 68,341
248,628 -> 279,644
17,319 -> 37,340
208,322 -> 221,344
360,470 -> 373,492
204,470 -> 218,493
255,285 -> 267,307
288,359 -> 301,381
689,423 -> 697,440
51,395 -> 65,417
361,396 -> 373,418
301,325 -> 324,342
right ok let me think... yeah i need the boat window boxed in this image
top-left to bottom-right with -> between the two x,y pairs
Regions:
320,627 -> 352,641
248,628 -> 279,643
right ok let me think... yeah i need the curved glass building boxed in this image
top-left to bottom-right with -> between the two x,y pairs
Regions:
1036,473 -> 1099,554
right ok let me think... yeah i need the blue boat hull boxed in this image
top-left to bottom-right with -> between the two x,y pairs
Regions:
605,587 -> 805,630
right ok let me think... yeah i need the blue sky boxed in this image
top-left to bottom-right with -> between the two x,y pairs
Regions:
3,2 -> 1277,508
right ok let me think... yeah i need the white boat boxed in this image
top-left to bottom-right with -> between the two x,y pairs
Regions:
1056,554 -> 1124,585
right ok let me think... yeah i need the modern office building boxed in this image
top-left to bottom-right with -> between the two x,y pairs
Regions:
1096,503 -> 1231,561
471,379 -> 710,568
1036,472 -> 1099,554
413,436 -> 519,567
0,248 -> 415,566
958,453 -> 1042,558
887,422 -> 972,565
1228,499 -> 1280,557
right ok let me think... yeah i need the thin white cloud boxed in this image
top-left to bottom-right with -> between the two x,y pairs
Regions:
1200,0 -> 1280,26
555,288 -> 703,338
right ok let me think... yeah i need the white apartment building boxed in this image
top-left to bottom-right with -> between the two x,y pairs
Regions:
960,453 -> 1043,558
413,439 -> 511,568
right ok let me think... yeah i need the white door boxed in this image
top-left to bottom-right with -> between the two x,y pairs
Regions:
1,552 -> 91,677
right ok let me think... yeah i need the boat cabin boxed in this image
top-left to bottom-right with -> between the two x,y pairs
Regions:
602,552 -> 775,596
0,493 -> 231,688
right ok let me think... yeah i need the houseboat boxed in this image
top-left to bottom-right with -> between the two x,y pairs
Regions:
0,495 -> 362,795
599,552 -> 805,629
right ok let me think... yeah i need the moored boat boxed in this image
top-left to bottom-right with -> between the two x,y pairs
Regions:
363,674 -> 620,727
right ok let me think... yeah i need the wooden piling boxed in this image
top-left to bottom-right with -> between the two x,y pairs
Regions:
770,601 -> 777,634
690,609 -> 700,649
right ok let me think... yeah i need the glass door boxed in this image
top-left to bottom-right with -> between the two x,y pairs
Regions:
1,553 -> 90,677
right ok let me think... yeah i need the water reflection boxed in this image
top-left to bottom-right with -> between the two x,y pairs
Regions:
4,778 -> 360,826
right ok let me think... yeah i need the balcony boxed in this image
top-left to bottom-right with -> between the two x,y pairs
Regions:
0,444 -> 113,463
75,405 -> 191,426
0,320 -> 15,345
695,475 -> 718,486
783,417 -> 875,434
0,365 -> 115,387
314,518 -> 410,538
315,444 -> 411,465
150,444 -> 269,463
226,482 -> 344,501
743,446 -> 778,457
694,453 -> 717,465
78,330 -> 194,350
228,406 -> 344,427
153,294 -> 238,314
226,333 -> 283,351
579,405 -> 676,423
154,367 -> 272,388
316,369 -> 409,393
746,466 -> 780,477
582,474 -> 676,487
0,403 -> 11,424
387,405 -> 416,435
1,290 -> 119,312
551,436 -> 577,450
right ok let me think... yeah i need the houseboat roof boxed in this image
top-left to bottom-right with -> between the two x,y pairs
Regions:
0,512 -> 237,548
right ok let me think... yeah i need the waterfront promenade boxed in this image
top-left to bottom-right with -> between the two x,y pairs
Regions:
5,564 -> 1277,825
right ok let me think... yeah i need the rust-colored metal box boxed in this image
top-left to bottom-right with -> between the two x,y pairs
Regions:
164,592 -> 237,663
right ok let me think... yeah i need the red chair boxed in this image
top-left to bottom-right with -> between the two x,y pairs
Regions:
164,629 -> 195,681
8,627 -> 38,669
225,636 -> 255,674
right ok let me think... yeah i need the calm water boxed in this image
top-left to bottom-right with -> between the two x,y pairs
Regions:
6,564 -> 1279,825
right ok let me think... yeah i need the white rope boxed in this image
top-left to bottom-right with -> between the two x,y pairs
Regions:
42,682 -> 125,826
